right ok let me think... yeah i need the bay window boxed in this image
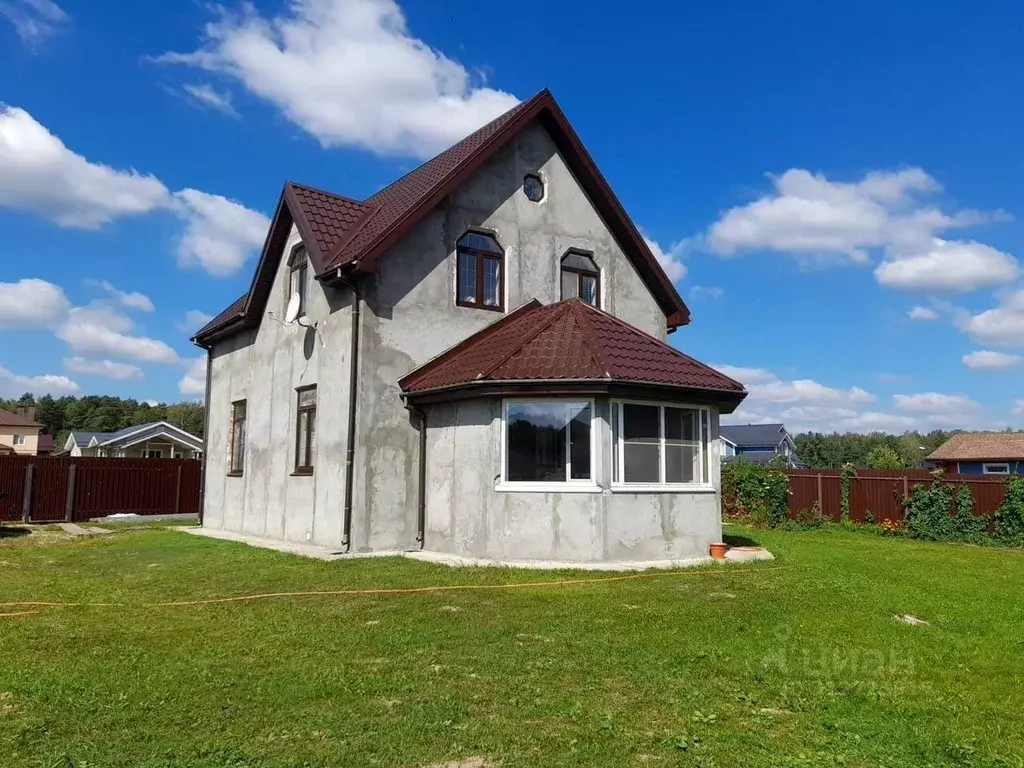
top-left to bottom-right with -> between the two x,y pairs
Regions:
612,402 -> 710,487
502,400 -> 594,487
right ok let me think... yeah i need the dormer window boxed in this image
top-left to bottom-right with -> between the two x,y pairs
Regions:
288,244 -> 308,317
523,174 -> 544,202
456,231 -> 504,311
560,250 -> 600,306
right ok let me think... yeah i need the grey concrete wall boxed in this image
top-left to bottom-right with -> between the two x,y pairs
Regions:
422,398 -> 723,563
204,224 -> 354,549
352,120 -> 672,552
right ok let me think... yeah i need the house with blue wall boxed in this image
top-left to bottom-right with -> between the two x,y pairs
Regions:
720,423 -> 805,468
927,432 -> 1024,475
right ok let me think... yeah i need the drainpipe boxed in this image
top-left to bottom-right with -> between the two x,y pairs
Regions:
411,403 -> 427,548
338,272 -> 361,552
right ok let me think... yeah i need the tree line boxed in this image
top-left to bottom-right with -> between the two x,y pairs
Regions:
1,393 -> 204,453
793,430 -> 957,470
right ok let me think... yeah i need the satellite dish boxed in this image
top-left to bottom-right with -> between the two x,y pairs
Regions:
284,293 -> 301,324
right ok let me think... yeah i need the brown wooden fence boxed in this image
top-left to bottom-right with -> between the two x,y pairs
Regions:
0,457 -> 201,523
785,468 -> 1007,523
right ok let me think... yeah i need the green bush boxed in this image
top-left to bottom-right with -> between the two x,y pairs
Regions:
866,446 -> 905,470
789,501 -> 826,528
993,477 -> 1024,547
905,477 -> 990,543
722,460 -> 790,528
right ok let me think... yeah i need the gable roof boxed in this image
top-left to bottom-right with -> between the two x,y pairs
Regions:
720,423 -> 787,447
399,298 -> 744,408
928,432 -> 1024,461
69,422 -> 203,450
0,410 -> 41,428
194,89 -> 690,346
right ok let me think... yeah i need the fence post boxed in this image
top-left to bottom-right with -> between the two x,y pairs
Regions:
174,463 -> 182,515
64,465 -> 76,523
902,476 -> 909,501
21,463 -> 33,523
816,473 -> 823,508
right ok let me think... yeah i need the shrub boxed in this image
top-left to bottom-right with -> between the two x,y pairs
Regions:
866,446 -> 905,470
905,477 -> 990,543
722,460 -> 790,528
993,477 -> 1024,547
951,484 -> 989,544
789,501 -> 826,528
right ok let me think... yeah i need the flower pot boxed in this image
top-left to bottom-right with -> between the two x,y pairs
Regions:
709,542 -> 729,560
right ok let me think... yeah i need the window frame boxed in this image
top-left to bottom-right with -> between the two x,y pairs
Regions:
611,399 -> 714,491
12,434 -> 25,446
983,462 -> 1011,475
145,449 -> 164,459
455,231 -> 505,312
523,173 -> 545,202
560,249 -> 601,307
228,399 -> 246,476
294,385 -> 317,475
497,398 -> 599,493
288,244 -> 309,318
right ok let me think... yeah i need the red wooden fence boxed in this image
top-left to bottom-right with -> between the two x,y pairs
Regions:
0,457 -> 201,523
785,468 -> 1007,523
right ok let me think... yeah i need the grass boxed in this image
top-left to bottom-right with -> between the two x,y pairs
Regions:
1,526 -> 1023,767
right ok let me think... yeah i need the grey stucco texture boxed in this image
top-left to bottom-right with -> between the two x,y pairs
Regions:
202,119 -> 725,565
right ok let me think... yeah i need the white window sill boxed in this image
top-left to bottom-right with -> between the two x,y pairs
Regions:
610,484 -> 717,494
495,482 -> 601,494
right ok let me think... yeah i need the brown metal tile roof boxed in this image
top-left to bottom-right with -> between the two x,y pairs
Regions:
928,432 -> 1024,461
286,182 -> 372,265
400,299 -> 745,397
0,410 -> 41,427
194,294 -> 247,340
195,88 -> 692,347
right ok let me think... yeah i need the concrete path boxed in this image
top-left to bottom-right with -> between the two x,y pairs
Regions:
58,523 -> 112,536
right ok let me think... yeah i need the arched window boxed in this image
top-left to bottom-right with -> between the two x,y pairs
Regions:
561,250 -> 599,306
288,244 -> 308,317
456,231 -> 504,310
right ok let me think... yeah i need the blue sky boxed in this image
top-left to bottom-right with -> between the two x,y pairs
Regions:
1,0 -> 1022,433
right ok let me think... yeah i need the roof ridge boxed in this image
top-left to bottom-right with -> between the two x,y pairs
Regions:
582,301 -> 746,391
285,180 -> 369,206
477,302 -> 572,379
568,300 -> 612,378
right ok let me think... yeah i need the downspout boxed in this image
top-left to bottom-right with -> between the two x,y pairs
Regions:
410,402 -> 427,548
338,270 -> 361,552
199,347 -> 212,526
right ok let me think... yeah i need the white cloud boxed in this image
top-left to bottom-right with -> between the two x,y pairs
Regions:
712,364 -> 777,387
691,285 -> 723,300
0,105 -> 170,227
56,304 -> 179,364
962,349 -> 1023,371
0,0 -> 67,44
704,167 -> 1014,292
175,309 -> 214,334
0,364 -> 78,398
0,278 -> 69,328
908,305 -> 937,321
85,279 -> 155,312
63,356 -> 144,381
182,83 -> 238,117
958,289 -> 1024,347
154,0 -> 519,159
172,189 -> 270,276
894,392 -> 982,414
876,239 -> 1019,291
643,235 -> 688,283
179,356 -> 207,398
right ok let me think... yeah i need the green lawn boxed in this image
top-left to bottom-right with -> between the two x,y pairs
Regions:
1,525 -> 1022,767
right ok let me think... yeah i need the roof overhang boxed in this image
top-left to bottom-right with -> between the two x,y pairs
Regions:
403,378 -> 747,413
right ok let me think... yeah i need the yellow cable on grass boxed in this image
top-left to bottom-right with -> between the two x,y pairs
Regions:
0,566 -> 786,617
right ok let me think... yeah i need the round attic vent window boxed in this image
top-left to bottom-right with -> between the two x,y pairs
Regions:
523,174 -> 544,202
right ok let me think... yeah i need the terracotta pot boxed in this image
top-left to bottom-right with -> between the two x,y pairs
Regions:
709,542 -> 729,560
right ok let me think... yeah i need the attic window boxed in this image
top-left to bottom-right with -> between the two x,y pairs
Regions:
560,250 -> 600,306
523,174 -> 544,202
288,244 -> 308,318
456,231 -> 504,311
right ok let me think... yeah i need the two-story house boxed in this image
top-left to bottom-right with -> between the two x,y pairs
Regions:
193,90 -> 747,566
720,423 -> 804,468
0,407 -> 42,456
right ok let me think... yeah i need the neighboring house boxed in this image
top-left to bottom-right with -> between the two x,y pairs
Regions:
193,89 -> 747,566
0,407 -> 42,457
927,433 -> 1024,475
36,435 -> 55,456
64,422 -> 203,459
720,423 -> 805,468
